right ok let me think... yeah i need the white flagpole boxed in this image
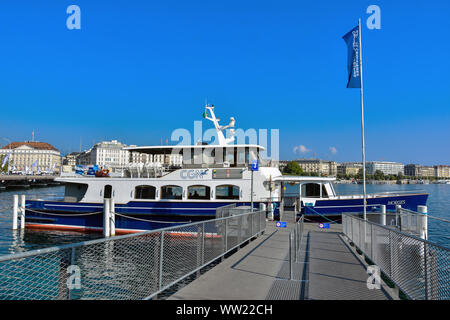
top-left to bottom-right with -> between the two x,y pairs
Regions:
358,19 -> 367,220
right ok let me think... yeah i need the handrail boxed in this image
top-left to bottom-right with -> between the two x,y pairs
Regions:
343,213 -> 450,251
0,209 -> 263,262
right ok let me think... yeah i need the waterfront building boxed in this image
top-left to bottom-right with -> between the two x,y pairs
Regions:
0,141 -> 61,173
434,165 -> 450,178
294,159 -> 337,176
404,164 -> 435,178
278,160 -> 289,172
337,162 -> 363,176
365,161 -> 404,176
76,141 -> 184,169
77,140 -> 129,169
62,152 -> 82,167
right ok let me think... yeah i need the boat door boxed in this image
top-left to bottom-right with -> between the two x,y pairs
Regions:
300,182 -> 324,207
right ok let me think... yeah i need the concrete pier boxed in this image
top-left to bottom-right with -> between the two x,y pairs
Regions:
169,221 -> 393,300
0,175 -> 59,190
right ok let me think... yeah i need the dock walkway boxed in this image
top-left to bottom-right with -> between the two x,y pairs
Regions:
169,221 -> 393,300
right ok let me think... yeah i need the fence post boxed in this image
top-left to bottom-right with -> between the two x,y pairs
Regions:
196,225 -> 203,278
289,231 -> 294,280
201,223 -> 205,265
12,194 -> 18,230
424,242 -> 429,300
250,212 -> 254,238
388,230 -> 392,278
110,198 -> 116,237
20,194 -> 26,229
417,205 -> 428,241
380,204 -> 386,226
395,205 -> 401,229
237,215 -> 243,250
68,247 -> 76,300
158,231 -> 165,293
103,199 -> 110,237
222,218 -> 227,262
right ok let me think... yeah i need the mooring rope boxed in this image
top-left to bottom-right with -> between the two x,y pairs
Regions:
113,211 -> 191,224
25,208 -> 103,216
304,207 -> 340,224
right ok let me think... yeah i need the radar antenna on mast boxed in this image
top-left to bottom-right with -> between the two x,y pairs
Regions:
202,104 -> 235,146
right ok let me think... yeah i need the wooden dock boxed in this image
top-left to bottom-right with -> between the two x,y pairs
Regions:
169,221 -> 394,300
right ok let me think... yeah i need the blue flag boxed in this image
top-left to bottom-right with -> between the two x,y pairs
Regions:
342,26 -> 361,88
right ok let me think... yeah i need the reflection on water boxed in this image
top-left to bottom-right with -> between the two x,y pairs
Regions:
333,184 -> 450,247
1,184 -> 449,254
0,184 -> 449,299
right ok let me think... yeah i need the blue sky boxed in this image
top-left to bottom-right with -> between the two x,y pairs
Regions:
0,0 -> 449,165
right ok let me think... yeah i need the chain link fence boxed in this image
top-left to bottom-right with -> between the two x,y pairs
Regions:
0,208 -> 266,300
342,213 -> 450,300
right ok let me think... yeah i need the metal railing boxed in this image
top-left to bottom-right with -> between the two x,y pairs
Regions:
0,208 -> 266,300
289,215 -> 304,280
342,213 -> 450,300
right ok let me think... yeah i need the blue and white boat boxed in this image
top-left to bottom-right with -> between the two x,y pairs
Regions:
25,105 -> 428,233
25,105 -> 282,234
273,176 -> 428,221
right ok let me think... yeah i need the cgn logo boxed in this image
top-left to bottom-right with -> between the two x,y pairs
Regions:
180,169 -> 208,179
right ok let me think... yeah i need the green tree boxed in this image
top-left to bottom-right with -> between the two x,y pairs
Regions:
283,161 -> 303,176
356,168 -> 363,180
374,170 -> 385,181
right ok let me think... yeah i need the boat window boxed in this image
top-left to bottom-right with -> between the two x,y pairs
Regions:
216,185 -> 240,200
301,183 -> 320,198
161,185 -> 183,200
322,185 -> 329,198
135,185 -> 156,200
188,185 -> 211,200
104,185 -> 112,199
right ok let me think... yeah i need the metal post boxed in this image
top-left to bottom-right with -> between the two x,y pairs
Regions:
68,247 -> 76,300
250,211 -> 254,237
380,204 -> 386,226
251,170 -> 254,212
103,199 -> 110,237
388,230 -> 392,278
237,215 -> 243,250
289,231 -> 294,280
280,182 -> 284,222
424,241 -> 429,300
12,194 -> 18,230
370,222 -> 374,260
20,194 -> 26,229
418,205 -> 428,240
158,231 -> 164,292
294,226 -> 298,263
358,19 -> 367,221
224,218 -> 228,252
201,223 -> 205,265
110,198 -> 116,237
395,205 -> 401,229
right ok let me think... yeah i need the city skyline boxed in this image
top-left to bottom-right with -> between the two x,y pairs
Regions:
0,1 -> 449,166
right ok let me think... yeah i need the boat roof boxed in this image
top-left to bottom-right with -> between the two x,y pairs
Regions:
125,144 -> 265,152
273,176 -> 336,183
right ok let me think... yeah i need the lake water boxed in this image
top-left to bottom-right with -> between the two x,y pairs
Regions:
0,184 -> 449,257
